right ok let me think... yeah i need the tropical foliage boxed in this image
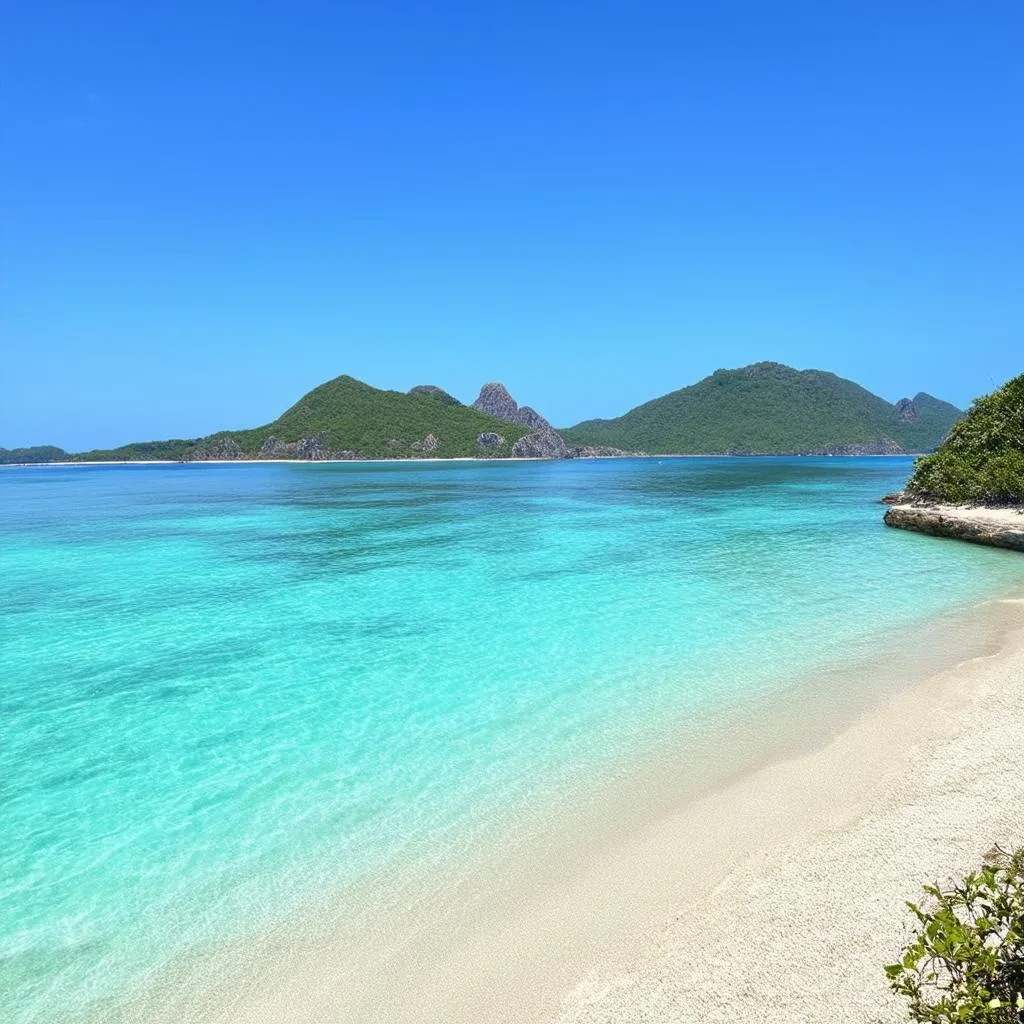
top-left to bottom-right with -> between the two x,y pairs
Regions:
907,372 -> 1024,505
70,439 -> 200,462
886,846 -> 1024,1023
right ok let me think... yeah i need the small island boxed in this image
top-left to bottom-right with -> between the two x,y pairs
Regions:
884,372 -> 1024,551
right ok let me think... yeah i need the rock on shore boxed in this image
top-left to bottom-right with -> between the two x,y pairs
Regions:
183,438 -> 246,461
511,427 -> 568,458
568,444 -> 642,459
884,502 -> 1024,552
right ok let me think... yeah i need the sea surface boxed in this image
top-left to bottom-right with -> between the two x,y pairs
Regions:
1,457 -> 1021,1023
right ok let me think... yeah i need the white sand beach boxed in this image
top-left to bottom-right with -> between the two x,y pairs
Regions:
554,598 -> 1024,1024
107,596 -> 1024,1024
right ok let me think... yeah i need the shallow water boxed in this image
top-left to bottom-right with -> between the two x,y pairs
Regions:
1,458 -> 1020,1022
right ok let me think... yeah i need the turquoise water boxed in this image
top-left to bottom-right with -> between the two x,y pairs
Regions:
1,458 -> 1021,1022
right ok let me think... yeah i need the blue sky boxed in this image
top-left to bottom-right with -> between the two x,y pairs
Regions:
2,1 -> 1022,450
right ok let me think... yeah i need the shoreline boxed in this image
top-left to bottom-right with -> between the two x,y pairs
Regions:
96,593 -> 1024,1024
553,598 -> 1024,1023
885,500 -> 1024,552
3,452 -> 929,469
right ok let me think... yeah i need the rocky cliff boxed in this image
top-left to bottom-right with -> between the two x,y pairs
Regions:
471,382 -> 553,431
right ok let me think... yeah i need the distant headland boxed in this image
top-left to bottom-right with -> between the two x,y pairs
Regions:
2,361 -> 962,464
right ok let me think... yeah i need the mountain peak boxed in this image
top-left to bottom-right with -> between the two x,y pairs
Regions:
895,397 -> 918,421
408,384 -> 462,406
472,382 -> 551,430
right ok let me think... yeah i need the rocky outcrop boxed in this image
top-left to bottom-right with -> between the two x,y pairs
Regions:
476,432 -> 505,448
472,382 -> 520,422
409,385 -> 462,406
472,382 -> 552,430
567,445 -> 642,459
516,406 -> 550,431
258,435 -> 357,460
184,438 -> 246,461
895,398 -> 918,422
260,436 -> 297,457
884,503 -> 1024,552
410,433 -> 439,453
295,436 -> 326,459
822,440 -> 905,456
511,427 -> 568,458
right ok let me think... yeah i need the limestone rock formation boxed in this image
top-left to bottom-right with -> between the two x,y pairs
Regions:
566,444 -> 641,459
516,406 -> 550,431
184,438 -> 246,461
511,427 -> 568,459
884,503 -> 1024,552
895,398 -> 918,422
295,436 -> 327,459
260,436 -> 297,457
472,382 -> 552,430
476,432 -> 505,448
259,434 -> 356,460
821,440 -> 905,456
410,433 -> 439,453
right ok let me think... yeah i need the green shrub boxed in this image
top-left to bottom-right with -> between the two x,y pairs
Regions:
886,846 -> 1024,1022
908,372 -> 1024,504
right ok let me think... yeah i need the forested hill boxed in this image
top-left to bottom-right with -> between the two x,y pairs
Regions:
70,375 -> 530,461
562,363 -> 961,455
0,446 -> 68,465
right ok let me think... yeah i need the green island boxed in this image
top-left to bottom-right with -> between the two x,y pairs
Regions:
563,362 -> 961,455
66,377 -> 530,462
1,363 -> 964,463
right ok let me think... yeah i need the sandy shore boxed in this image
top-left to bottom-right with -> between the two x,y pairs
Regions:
554,603 -> 1024,1024
103,595 -> 1024,1024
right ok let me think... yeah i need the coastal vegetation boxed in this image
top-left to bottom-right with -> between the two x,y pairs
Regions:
563,362 -> 961,455
0,445 -> 67,464
887,846 -> 1024,1023
69,439 -> 200,462
906,372 -> 1024,505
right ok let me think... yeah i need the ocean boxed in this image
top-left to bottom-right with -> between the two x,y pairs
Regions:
2,457 -> 1020,1022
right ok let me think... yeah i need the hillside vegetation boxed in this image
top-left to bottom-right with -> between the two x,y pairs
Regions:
907,371 -> 1024,504
0,446 -> 67,464
70,440 -> 200,462
74,375 -> 528,461
563,362 -> 961,455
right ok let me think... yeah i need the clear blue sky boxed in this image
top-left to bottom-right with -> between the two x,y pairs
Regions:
2,1 -> 1022,450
